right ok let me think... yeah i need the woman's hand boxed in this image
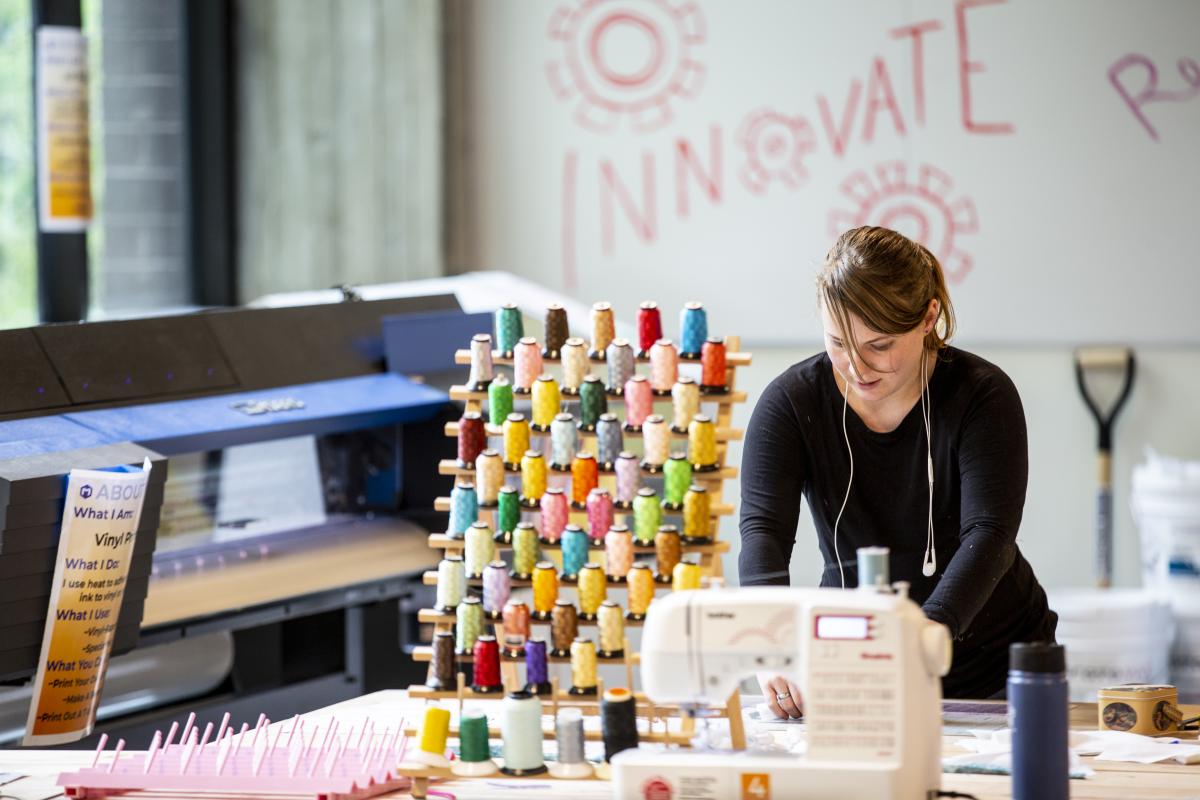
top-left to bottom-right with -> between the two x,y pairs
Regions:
758,673 -> 804,719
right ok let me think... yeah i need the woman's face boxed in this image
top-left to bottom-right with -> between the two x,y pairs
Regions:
821,300 -> 934,405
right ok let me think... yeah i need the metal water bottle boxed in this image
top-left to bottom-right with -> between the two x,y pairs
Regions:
1008,642 -> 1068,800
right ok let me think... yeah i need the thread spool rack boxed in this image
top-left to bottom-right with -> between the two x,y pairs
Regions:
408,314 -> 750,791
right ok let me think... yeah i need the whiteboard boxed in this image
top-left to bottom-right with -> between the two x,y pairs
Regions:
467,0 -> 1200,345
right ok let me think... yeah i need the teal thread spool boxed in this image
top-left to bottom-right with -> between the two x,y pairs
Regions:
663,454 -> 692,510
456,596 -> 484,654
495,303 -> 523,358
501,690 -> 548,775
448,482 -> 478,538
497,486 -> 520,538
512,522 -> 540,580
578,375 -> 607,432
561,524 -> 589,580
633,487 -> 662,545
453,710 -> 498,776
489,376 -> 513,426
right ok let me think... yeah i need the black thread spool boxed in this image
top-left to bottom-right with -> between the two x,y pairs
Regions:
601,686 -> 640,761
426,630 -> 456,691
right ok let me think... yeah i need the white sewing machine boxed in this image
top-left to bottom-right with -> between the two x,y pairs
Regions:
611,583 -> 953,800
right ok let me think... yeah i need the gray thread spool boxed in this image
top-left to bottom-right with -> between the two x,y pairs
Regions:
857,546 -> 890,589
548,707 -> 593,779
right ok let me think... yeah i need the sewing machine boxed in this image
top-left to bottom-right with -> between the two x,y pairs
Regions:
612,584 -> 953,800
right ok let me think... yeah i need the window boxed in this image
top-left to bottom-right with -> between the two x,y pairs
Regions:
0,0 -> 38,328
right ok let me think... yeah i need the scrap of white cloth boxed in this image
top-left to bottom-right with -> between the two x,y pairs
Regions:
944,728 -> 1200,776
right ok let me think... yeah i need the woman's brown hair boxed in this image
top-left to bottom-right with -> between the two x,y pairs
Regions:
817,226 -> 956,371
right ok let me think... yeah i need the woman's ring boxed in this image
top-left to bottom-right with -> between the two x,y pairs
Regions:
775,692 -> 791,700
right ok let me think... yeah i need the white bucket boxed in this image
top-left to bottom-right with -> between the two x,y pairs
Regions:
1131,449 -> 1200,608
1049,589 -> 1172,702
1172,608 -> 1200,703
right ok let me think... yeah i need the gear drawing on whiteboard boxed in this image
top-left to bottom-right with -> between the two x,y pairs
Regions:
737,108 -> 817,194
828,162 -> 979,284
545,0 -> 706,134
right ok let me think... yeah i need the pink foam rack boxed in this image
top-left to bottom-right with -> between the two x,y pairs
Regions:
57,711 -> 413,800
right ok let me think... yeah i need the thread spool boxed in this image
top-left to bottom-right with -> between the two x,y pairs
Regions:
414,705 -> 452,767
457,412 -> 486,468
489,375 -> 514,426
532,561 -> 559,620
435,556 -> 465,611
655,524 -> 682,582
475,449 -> 504,506
682,484 -> 712,543
569,637 -> 599,695
590,302 -> 615,360
512,522 -> 540,579
596,413 -> 623,470
571,453 -> 599,508
623,376 -> 653,432
520,449 -> 547,508
501,690 -> 548,775
497,486 -> 520,540
503,412 -> 531,470
448,482 -> 478,538
601,687 -> 640,761
426,630 -> 457,690
561,338 -> 589,394
626,564 -> 654,620
483,560 -> 511,620
551,600 -> 579,658
502,600 -> 531,658
577,563 -> 607,621
641,415 -> 670,472
604,525 -> 634,582
524,638 -> 552,695
456,596 -> 484,654
513,337 -> 542,394
465,521 -> 494,578
637,302 -> 663,358
586,487 -> 614,545
539,487 -> 568,544
606,338 -> 635,395
701,337 -> 729,394
688,414 -> 719,472
495,303 -> 523,358
561,524 -> 589,580
452,710 -> 498,777
532,375 -> 561,432
671,376 -> 700,433
649,339 -> 679,395
679,301 -> 708,359
615,452 -> 642,509
578,375 -> 607,432
549,707 -> 594,779
663,454 -> 692,510
472,634 -> 503,693
633,487 -> 662,545
468,333 -> 495,391
597,601 -> 625,658
550,413 -> 578,471
673,559 -> 701,591
857,545 -> 890,590
543,304 -> 568,360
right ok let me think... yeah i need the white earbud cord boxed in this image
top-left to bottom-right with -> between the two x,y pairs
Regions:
920,351 -> 936,577
833,373 -> 853,589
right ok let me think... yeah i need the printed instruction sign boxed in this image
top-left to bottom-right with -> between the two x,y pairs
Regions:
24,460 -> 151,746
36,25 -> 92,232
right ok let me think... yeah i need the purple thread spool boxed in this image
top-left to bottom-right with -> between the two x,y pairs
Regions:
614,451 -> 641,509
525,638 -> 552,695
483,560 -> 511,620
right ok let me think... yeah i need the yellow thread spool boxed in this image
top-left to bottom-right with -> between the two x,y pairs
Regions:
532,375 -> 561,431
562,337 -> 589,393
688,414 -> 718,471
590,302 -> 615,358
521,450 -> 547,506
626,563 -> 654,620
597,600 -> 625,658
532,560 -> 559,619
577,563 -> 607,620
415,706 -> 452,767
672,560 -> 701,591
569,637 -> 598,695
682,484 -> 712,543
671,377 -> 700,432
504,413 -> 531,468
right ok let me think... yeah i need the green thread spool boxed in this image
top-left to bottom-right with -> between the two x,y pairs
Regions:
498,486 -> 520,536
512,522 -> 540,579
663,454 -> 692,510
489,376 -> 514,426
496,304 -> 523,357
453,710 -> 498,776
578,375 -> 607,432
633,487 -> 662,545
456,596 -> 484,654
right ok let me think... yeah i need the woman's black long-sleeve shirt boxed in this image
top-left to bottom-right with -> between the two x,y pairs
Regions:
738,347 -> 1056,698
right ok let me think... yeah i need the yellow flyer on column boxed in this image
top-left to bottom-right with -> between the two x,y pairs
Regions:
23,459 -> 152,746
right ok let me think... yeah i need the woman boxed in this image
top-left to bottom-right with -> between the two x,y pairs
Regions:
740,226 -> 1056,718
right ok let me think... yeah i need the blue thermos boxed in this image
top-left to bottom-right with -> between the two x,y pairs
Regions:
1008,642 -> 1068,800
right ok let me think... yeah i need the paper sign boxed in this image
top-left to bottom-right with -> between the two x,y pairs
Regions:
35,26 -> 92,232
23,460 -> 151,746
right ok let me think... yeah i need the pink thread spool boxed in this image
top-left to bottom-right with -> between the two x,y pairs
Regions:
623,375 -> 652,432
513,337 -> 542,394
648,339 -> 678,395
614,451 -> 641,509
604,524 -> 633,583
586,487 -> 614,546
539,487 -> 569,544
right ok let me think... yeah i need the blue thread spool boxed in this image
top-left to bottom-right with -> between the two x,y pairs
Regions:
561,524 -> 589,581
679,301 -> 708,359
448,482 -> 478,539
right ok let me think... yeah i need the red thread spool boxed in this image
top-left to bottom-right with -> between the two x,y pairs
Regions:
637,302 -> 663,357
472,635 -> 503,693
701,338 -> 728,393
457,412 -> 486,468
571,453 -> 599,508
